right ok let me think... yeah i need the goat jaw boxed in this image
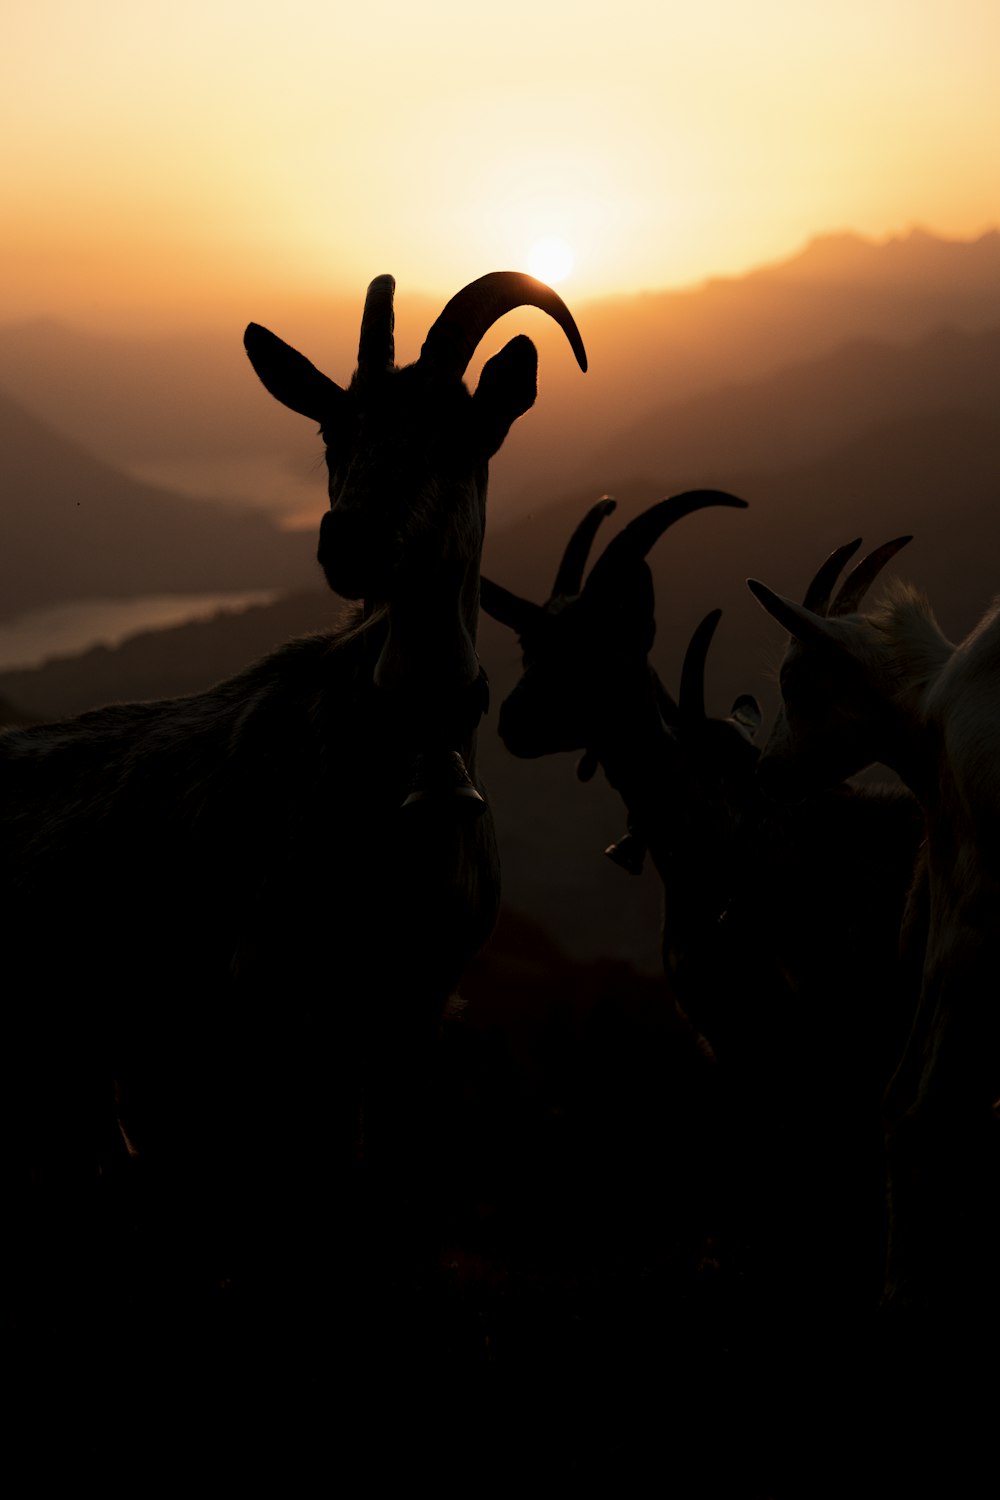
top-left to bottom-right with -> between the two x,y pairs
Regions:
373,597 -> 480,697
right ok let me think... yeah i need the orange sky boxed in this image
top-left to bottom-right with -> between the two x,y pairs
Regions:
3,0 -> 1000,329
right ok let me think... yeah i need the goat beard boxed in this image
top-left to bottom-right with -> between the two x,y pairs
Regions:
373,583 -> 479,690
371,588 -> 484,744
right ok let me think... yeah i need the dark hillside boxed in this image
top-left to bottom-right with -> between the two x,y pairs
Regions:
490,406 -> 1000,724
0,386 -> 316,618
587,323 -> 1000,492
6,228 -> 1000,524
4,401 -> 997,967
0,584 -> 666,971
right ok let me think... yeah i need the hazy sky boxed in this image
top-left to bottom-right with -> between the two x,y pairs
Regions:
4,0 -> 999,327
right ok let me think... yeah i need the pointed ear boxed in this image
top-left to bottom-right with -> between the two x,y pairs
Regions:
244,323 -> 344,424
746,578 -> 839,650
472,335 -> 538,457
480,576 -> 544,636
730,694 -> 762,738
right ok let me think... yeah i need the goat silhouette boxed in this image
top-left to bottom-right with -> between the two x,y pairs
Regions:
2,272 -> 587,1279
750,538 -> 1000,1318
483,497 -> 924,1323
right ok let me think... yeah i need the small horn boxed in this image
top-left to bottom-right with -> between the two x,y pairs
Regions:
480,577 -> 544,637
357,274 -> 396,378
831,536 -> 913,617
802,539 -> 863,615
586,491 -> 747,592
419,271 -> 587,381
679,609 -> 722,722
551,497 -> 617,599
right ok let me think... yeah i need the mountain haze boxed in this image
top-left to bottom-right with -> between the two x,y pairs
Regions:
7,387 -> 999,969
585,324 -> 1000,494
3,224 -> 1000,963
4,227 -> 1000,523
0,387 -> 317,619
502,227 -> 1000,508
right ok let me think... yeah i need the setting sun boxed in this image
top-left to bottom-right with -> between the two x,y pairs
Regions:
3,2 -> 1000,323
527,237 -> 575,285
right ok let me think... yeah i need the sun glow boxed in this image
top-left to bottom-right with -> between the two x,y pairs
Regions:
3,3 -> 1000,322
527,238 -> 575,285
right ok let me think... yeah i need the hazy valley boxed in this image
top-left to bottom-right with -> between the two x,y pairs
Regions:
3,226 -> 1000,969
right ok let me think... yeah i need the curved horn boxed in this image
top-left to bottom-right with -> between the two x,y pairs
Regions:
679,609 -> 722,722
831,536 -> 913,617
586,491 -> 747,592
419,271 -> 587,380
802,539 -> 863,615
551,497 -> 617,599
357,274 -> 396,379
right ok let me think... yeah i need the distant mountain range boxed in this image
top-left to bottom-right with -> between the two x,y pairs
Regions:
0,385 -> 317,619
485,404 -> 1000,731
586,323 -> 1000,494
3,223 -> 999,681
4,226 -> 1000,521
5,385 -> 999,968
496,226 -> 1000,506
3,224 -> 1000,965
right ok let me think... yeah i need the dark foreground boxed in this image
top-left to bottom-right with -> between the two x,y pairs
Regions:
5,913 -> 996,1494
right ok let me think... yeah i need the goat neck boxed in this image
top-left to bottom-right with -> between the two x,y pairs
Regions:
588,661 -> 676,826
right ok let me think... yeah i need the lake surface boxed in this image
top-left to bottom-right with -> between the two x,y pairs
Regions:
0,591 -> 277,671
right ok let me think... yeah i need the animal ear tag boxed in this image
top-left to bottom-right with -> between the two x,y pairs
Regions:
604,830 -> 646,875
402,749 -> 487,816
577,749 -> 599,782
730,694 -> 762,739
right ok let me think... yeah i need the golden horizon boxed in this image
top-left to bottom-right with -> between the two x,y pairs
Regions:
5,221 -> 1000,339
5,3 -> 1000,331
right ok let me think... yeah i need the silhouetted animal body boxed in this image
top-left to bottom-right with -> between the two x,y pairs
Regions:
750,540 -> 1000,1318
1,273 -> 586,1271
484,499 -> 919,1062
483,498 -> 924,1317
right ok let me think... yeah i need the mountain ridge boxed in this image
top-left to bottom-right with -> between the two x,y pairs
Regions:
6,393 -> 999,967
5,225 -> 1000,522
0,384 -> 317,619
